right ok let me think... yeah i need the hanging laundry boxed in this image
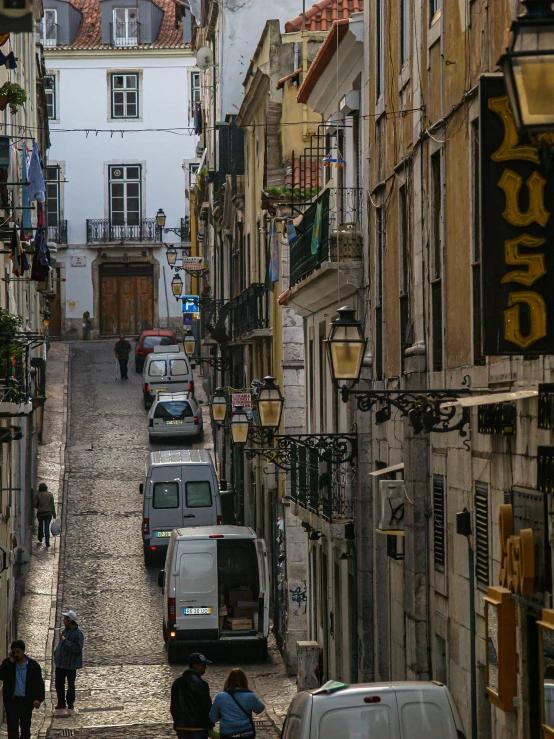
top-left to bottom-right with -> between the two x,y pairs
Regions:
31,230 -> 50,281
269,219 -> 279,283
311,199 -> 323,256
287,220 -> 297,246
0,51 -> 17,69
10,226 -> 20,275
28,141 -> 45,202
21,143 -> 32,233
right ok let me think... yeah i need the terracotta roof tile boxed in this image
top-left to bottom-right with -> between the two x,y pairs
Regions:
297,19 -> 350,104
285,0 -> 363,33
51,0 -> 187,50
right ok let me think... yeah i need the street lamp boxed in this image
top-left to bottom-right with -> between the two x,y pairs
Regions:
500,0 -> 554,137
184,329 -> 196,357
156,208 -> 167,228
326,306 -> 367,386
211,387 -> 228,423
166,246 -> 178,267
171,272 -> 183,299
230,405 -> 249,446
257,376 -> 284,429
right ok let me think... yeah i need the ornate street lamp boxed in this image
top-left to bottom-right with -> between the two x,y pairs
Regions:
184,329 -> 196,357
326,306 -> 367,386
156,208 -> 167,228
171,273 -> 183,299
500,0 -> 554,136
257,376 -> 284,429
230,405 -> 249,446
211,387 -> 228,423
166,246 -> 178,267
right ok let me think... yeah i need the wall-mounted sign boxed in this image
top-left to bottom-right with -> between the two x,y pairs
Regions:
538,609 -> 554,737
484,586 -> 517,713
231,392 -> 252,411
181,257 -> 204,272
480,75 -> 554,355
71,256 -> 86,267
498,503 -> 535,597
181,295 -> 199,313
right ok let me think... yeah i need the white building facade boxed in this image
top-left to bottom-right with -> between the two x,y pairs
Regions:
44,0 -> 198,337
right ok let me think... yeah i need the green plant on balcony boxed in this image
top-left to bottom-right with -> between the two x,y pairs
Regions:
0,309 -> 25,403
0,82 -> 27,115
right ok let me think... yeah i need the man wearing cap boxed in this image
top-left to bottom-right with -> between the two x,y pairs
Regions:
53,610 -> 84,714
170,653 -> 214,739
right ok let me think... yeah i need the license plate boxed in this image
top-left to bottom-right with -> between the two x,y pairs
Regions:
183,607 -> 212,615
164,420 -> 183,425
155,388 -> 168,393
155,531 -> 171,537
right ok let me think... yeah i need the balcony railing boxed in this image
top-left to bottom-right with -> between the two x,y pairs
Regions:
86,219 -> 160,244
47,221 -> 67,244
231,283 -> 270,339
39,22 -> 58,47
181,217 -> 191,241
111,21 -> 140,46
290,187 -> 363,286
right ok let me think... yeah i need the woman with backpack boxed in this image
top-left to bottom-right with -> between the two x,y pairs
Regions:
209,668 -> 265,739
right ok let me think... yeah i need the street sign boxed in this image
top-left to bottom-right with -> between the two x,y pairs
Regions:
231,392 -> 252,410
181,296 -> 199,313
181,257 -> 205,272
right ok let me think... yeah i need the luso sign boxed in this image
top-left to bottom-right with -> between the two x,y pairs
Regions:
498,503 -> 535,597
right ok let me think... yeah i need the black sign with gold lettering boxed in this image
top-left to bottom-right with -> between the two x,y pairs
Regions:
481,75 -> 554,355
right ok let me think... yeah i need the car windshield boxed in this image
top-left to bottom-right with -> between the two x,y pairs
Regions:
149,360 -> 166,377
154,402 -> 193,420
170,359 -> 189,376
143,335 -> 175,349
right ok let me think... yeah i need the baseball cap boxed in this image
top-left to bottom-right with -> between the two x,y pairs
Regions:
188,652 -> 212,667
62,610 -> 78,623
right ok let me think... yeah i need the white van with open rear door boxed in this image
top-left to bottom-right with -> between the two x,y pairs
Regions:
158,526 -> 269,662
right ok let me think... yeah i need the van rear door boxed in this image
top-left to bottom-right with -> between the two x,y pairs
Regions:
181,464 -> 217,526
149,466 -> 182,539
396,687 -> 458,739
175,538 -> 219,635
256,539 -> 269,636
316,689 -> 401,738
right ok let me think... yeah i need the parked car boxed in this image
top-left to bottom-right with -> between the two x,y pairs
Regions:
135,329 -> 177,372
148,391 -> 203,442
142,345 -> 194,409
140,449 -> 222,562
158,525 -> 269,661
280,681 -> 466,739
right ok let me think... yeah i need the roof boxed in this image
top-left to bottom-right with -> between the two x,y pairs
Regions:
284,0 -> 363,32
297,19 -> 350,104
174,525 -> 257,539
149,449 -> 213,466
276,67 -> 301,90
48,0 -> 187,50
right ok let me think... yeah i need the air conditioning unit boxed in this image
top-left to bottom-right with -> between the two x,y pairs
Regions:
378,480 -> 405,534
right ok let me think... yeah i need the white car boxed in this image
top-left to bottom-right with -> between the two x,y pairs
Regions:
148,392 -> 203,442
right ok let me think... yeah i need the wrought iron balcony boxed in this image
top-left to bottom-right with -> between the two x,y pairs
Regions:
111,21 -> 140,46
290,187 -> 363,287
231,283 -> 270,339
39,21 -> 58,47
180,217 -> 191,241
47,221 -> 67,245
86,219 -> 160,244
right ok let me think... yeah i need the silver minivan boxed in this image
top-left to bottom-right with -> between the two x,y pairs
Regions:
140,449 -> 222,563
142,345 -> 194,409
148,392 -> 203,442
158,526 -> 269,662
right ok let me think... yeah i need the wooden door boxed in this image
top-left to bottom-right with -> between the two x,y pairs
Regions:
100,265 -> 153,336
100,275 -> 119,335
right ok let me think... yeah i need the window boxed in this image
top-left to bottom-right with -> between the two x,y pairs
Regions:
399,185 -> 410,372
375,205 -> 385,380
46,166 -> 60,227
112,7 -> 138,46
178,552 -> 215,593
433,475 -> 445,571
400,0 -> 409,64
186,481 -> 212,508
471,120 -> 484,364
109,165 -> 141,226
475,482 -> 489,587
376,0 -> 385,98
188,162 -> 199,190
143,335 -> 174,349
431,151 -> 443,372
40,9 -> 57,47
111,73 -> 138,119
430,0 -> 442,21
190,71 -> 201,118
45,74 -> 56,120
153,482 -> 179,509
154,401 -> 193,420
170,359 -> 189,376
148,359 -> 166,377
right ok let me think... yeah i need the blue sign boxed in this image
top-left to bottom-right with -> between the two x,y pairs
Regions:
181,296 -> 199,313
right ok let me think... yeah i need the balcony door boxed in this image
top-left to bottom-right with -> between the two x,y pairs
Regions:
112,7 -> 138,46
109,165 -> 142,238
46,166 -> 60,228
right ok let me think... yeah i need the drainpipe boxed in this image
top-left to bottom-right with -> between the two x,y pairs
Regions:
351,543 -> 358,681
456,508 -> 477,739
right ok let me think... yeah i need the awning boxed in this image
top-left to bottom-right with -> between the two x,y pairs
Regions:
369,462 -> 404,477
440,389 -> 538,410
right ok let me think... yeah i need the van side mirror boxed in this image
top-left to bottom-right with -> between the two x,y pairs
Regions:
139,483 -> 144,495
158,570 -> 165,588
191,363 -> 197,370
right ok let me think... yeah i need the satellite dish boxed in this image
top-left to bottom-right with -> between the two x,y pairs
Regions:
196,46 -> 214,71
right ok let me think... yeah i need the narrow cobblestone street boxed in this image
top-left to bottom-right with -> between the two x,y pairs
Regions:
18,341 -> 295,739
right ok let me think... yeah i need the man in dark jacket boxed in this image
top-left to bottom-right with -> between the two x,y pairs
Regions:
0,639 -> 45,739
114,335 -> 131,380
170,653 -> 214,739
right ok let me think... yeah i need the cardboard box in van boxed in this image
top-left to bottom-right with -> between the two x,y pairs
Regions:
229,587 -> 254,606
225,617 -> 253,631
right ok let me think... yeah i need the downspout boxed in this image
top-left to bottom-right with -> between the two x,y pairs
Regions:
468,543 -> 477,739
351,543 -> 358,681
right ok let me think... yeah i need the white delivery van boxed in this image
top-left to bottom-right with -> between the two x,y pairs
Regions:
281,681 -> 466,739
142,345 -> 194,409
158,526 -> 269,662
140,449 -> 222,563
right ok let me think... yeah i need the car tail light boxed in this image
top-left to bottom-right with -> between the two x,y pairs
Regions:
194,416 -> 199,424
188,381 -> 194,392
138,349 -> 144,355
217,515 -> 223,524
149,419 -> 153,427
150,546 -> 157,551
363,696 -> 381,704
209,534 -> 224,538
170,631 -> 176,638
168,597 -> 176,621
145,384 -> 151,392
142,518 -> 150,536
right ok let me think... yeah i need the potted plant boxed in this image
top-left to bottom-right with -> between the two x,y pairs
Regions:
0,82 -> 27,115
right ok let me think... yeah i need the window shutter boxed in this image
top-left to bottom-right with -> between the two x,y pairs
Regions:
475,482 -> 489,587
433,475 -> 445,571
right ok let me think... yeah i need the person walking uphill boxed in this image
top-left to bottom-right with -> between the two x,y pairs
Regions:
0,639 -> 45,739
114,334 -> 131,380
54,610 -> 84,714
33,482 -> 56,547
170,653 -> 214,739
209,668 -> 264,739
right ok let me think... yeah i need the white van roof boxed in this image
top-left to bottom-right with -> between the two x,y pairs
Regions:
153,344 -> 182,354
173,525 -> 257,539
149,449 -> 213,466
155,392 -> 192,402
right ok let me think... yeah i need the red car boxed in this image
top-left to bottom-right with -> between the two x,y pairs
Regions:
135,329 -> 178,372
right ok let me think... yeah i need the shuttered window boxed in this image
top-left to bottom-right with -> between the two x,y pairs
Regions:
475,482 -> 490,587
433,475 -> 445,572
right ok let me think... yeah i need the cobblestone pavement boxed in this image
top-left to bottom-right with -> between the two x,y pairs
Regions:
43,341 -> 296,739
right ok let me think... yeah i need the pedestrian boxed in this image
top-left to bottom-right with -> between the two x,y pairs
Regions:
54,610 -> 84,715
33,482 -> 56,547
209,668 -> 264,739
114,334 -> 131,380
0,639 -> 45,739
170,652 -> 214,739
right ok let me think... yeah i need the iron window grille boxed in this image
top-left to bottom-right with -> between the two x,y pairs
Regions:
433,474 -> 445,572
475,482 -> 490,588
111,73 -> 139,119
538,446 -> 554,494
